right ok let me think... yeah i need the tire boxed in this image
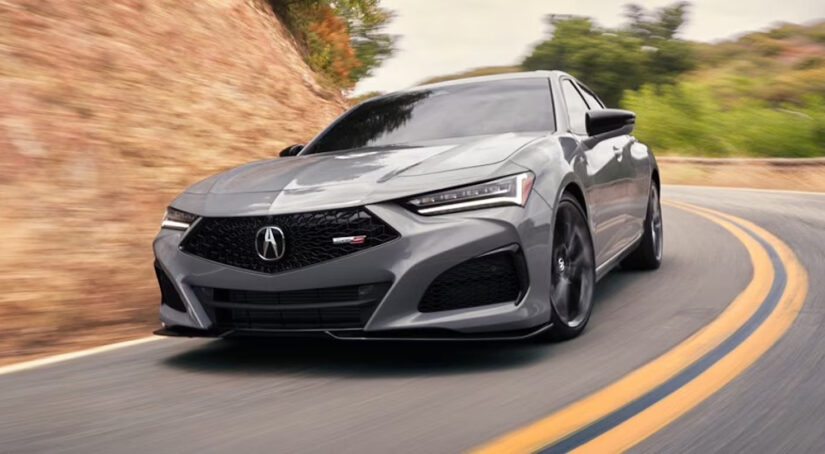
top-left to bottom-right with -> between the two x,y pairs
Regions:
538,193 -> 596,342
621,182 -> 663,270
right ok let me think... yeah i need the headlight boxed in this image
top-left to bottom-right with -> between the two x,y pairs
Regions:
161,207 -> 198,230
406,172 -> 535,215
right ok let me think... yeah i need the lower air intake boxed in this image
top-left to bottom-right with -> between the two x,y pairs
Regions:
155,262 -> 187,312
418,250 -> 526,313
197,283 -> 391,330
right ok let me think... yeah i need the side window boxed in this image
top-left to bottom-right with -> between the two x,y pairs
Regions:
578,85 -> 604,110
562,80 -> 589,135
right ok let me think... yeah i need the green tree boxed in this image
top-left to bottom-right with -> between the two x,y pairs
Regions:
522,17 -> 647,106
522,3 -> 694,105
625,1 -> 689,40
334,0 -> 397,83
625,2 -> 694,85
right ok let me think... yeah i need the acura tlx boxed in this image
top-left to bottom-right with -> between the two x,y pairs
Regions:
153,70 -> 662,342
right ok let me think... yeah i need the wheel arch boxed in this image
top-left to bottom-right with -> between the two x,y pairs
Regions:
651,167 -> 660,193
549,176 -> 598,268
561,181 -> 588,220
648,147 -> 660,194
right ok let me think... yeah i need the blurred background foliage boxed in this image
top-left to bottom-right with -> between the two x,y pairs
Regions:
268,0 -> 396,90
422,2 -> 825,157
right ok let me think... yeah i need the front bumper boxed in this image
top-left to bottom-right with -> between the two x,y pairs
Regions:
153,193 -> 555,339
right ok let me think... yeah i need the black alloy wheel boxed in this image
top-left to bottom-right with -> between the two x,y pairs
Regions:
541,193 -> 596,341
622,182 -> 663,270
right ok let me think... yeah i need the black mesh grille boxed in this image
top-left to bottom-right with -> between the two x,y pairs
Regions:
181,208 -> 398,273
418,251 -> 525,313
216,307 -> 368,330
212,287 -> 361,306
198,283 -> 390,330
155,262 -> 187,312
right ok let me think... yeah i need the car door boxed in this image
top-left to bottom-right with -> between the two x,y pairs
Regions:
560,79 -> 635,268
575,81 -> 644,256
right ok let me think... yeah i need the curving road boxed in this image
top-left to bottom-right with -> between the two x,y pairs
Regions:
2,186 -> 825,453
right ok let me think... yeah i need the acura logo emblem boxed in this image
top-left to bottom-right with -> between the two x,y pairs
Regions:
255,226 -> 286,261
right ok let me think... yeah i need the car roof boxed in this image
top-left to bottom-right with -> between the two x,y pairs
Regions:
394,70 -> 570,94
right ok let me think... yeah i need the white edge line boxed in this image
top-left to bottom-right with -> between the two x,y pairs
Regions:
664,184 -> 825,197
0,336 -> 165,376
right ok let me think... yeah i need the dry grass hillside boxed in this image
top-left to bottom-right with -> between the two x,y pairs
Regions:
0,0 -> 346,364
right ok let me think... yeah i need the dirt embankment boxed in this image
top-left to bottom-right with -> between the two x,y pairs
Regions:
0,0 -> 346,364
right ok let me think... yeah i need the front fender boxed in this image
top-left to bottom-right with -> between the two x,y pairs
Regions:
509,135 -> 593,247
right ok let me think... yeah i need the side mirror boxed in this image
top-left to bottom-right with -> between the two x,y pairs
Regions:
586,109 -> 635,137
279,144 -> 304,157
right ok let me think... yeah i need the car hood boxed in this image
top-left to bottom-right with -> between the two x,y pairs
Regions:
175,133 -> 540,216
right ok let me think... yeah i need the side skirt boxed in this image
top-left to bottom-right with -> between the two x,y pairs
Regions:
595,233 -> 642,281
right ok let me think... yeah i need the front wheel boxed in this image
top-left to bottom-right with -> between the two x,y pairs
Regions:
539,193 -> 596,342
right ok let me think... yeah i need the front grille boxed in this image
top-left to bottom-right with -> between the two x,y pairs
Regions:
418,250 -> 526,313
181,207 -> 399,273
155,262 -> 187,312
197,283 -> 390,330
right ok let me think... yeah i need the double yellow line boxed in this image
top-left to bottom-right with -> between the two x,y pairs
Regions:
472,200 -> 808,453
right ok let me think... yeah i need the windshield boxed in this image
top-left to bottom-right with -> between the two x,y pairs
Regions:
304,78 -> 554,154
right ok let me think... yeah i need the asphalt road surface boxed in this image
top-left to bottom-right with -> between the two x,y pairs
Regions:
2,186 -> 824,453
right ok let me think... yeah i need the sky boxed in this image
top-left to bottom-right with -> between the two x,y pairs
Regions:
353,0 -> 825,95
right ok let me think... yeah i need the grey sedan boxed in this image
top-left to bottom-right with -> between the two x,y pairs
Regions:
153,70 -> 662,342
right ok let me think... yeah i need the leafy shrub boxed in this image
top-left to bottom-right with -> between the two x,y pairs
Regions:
305,5 -> 361,88
623,83 -> 825,157
267,0 -> 395,90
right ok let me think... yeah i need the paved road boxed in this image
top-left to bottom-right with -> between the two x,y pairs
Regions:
1,186 -> 823,453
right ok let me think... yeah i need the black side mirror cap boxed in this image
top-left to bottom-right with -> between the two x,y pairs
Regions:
586,109 -> 635,137
279,144 -> 305,157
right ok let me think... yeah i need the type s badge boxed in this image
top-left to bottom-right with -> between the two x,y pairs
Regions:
332,235 -> 366,245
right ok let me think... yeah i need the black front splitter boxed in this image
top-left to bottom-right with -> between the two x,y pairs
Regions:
153,322 -> 553,342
